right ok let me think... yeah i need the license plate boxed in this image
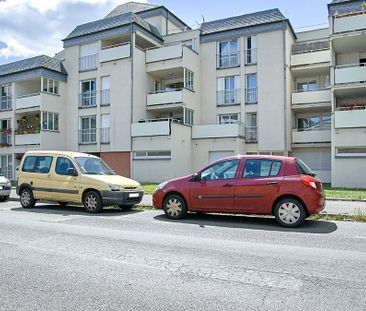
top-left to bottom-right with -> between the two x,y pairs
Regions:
129,193 -> 139,198
0,186 -> 3,190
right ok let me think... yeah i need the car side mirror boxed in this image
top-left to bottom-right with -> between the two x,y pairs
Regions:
68,167 -> 78,176
191,173 -> 201,182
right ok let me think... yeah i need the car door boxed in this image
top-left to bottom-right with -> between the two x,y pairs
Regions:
189,158 -> 240,212
50,156 -> 80,203
234,158 -> 284,214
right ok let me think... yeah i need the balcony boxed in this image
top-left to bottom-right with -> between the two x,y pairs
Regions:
0,96 -> 12,111
16,93 -> 41,110
291,49 -> 330,67
245,88 -> 257,104
292,128 -> 331,144
192,123 -> 244,139
0,129 -> 12,147
245,126 -> 257,143
100,89 -> 110,106
79,54 -> 98,71
100,127 -> 110,144
99,43 -> 130,63
244,49 -> 257,65
146,88 -> 193,110
334,64 -> 366,84
335,107 -> 366,128
79,129 -> 97,144
333,12 -> 366,34
131,119 -> 182,137
79,91 -> 97,108
217,90 -> 240,106
217,52 -> 240,68
15,133 -> 41,146
292,88 -> 331,107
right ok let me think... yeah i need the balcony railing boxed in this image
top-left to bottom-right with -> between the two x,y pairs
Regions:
244,48 -> 257,65
334,63 -> 366,84
1,167 -> 13,180
245,88 -> 257,103
100,127 -> 110,144
132,118 -> 182,137
0,96 -> 12,111
100,42 -> 130,63
79,54 -> 98,71
292,41 -> 329,54
100,89 -> 110,106
0,130 -> 12,146
79,91 -> 97,108
79,129 -> 96,144
245,126 -> 258,143
217,52 -> 239,68
217,89 -> 241,105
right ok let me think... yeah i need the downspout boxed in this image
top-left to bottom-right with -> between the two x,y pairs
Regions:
282,21 -> 288,156
130,30 -> 135,178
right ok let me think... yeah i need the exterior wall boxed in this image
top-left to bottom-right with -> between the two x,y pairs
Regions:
101,151 -> 130,177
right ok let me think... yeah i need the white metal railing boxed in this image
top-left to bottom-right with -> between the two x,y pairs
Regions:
292,40 -> 330,54
101,42 -> 129,50
293,86 -> 330,93
336,103 -> 366,111
137,118 -> 182,124
0,131 -> 12,146
79,54 -> 98,71
217,52 -> 239,68
148,88 -> 183,94
17,92 -> 40,99
245,48 -> 257,65
246,88 -> 257,103
293,126 -> 330,132
100,89 -> 110,106
0,96 -> 12,111
217,89 -> 241,105
79,91 -> 97,108
336,63 -> 366,69
245,126 -> 258,143
100,127 -> 110,144
1,167 -> 13,180
79,129 -> 96,144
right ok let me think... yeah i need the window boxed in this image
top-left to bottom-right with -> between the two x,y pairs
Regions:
79,43 -> 98,71
22,156 -> 53,174
1,85 -> 12,110
0,154 -> 13,180
200,159 -> 240,181
75,157 -> 114,175
217,76 -> 240,105
245,113 -> 257,143
243,159 -> 282,178
245,36 -> 257,65
184,68 -> 194,91
79,116 -> 96,144
101,76 -> 110,106
218,114 -> 240,124
183,38 -> 197,51
336,147 -> 366,158
218,40 -> 239,67
80,80 -> 96,107
42,78 -> 59,95
42,112 -> 59,131
134,151 -> 171,160
101,114 -> 110,143
246,74 -> 257,103
184,109 -> 194,125
55,157 -> 76,175
296,81 -> 317,92
296,114 -> 330,130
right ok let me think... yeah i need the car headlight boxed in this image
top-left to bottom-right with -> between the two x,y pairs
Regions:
137,184 -> 143,191
109,184 -> 121,191
156,181 -> 168,190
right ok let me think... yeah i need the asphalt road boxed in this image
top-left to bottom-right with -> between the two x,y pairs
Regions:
1,201 -> 366,311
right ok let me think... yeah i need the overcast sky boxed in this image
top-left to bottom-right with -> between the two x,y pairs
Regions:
0,0 -> 330,66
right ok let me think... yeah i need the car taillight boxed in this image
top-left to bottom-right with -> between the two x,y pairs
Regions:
301,175 -> 318,190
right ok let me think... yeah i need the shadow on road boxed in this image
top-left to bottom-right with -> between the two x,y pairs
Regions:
11,204 -> 141,217
154,212 -> 338,234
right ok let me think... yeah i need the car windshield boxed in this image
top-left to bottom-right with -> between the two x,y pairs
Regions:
75,157 -> 115,175
295,158 -> 316,177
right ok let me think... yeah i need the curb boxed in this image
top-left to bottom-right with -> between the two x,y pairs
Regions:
326,198 -> 366,202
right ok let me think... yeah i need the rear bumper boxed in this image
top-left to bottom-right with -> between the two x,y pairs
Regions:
305,192 -> 326,215
100,190 -> 144,206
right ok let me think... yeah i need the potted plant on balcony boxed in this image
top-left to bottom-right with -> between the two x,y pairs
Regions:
362,2 -> 366,12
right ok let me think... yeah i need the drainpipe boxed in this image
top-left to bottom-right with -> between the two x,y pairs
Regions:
282,21 -> 288,156
130,31 -> 135,178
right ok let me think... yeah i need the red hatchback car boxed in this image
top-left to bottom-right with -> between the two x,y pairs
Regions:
153,155 -> 325,227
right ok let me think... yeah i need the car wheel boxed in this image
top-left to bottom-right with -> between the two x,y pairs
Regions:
0,195 -> 9,202
274,197 -> 306,228
20,188 -> 36,209
163,194 -> 187,219
119,205 -> 133,211
83,191 -> 103,213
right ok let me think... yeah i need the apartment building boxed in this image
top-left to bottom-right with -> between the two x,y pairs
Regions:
0,0 -> 365,188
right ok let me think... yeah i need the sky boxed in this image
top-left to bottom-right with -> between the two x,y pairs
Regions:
0,0 -> 331,66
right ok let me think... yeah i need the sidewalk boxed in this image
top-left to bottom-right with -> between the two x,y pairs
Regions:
8,189 -> 366,216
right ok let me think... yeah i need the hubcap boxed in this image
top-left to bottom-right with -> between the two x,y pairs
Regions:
166,198 -> 182,217
278,202 -> 301,224
21,191 -> 31,206
85,194 -> 98,210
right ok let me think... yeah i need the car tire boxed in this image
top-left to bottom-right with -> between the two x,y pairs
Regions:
0,195 -> 9,202
274,197 -> 306,228
119,205 -> 133,211
83,190 -> 103,213
163,194 -> 187,219
20,188 -> 36,209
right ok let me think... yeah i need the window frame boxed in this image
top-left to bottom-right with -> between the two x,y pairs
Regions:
42,111 -> 59,131
242,158 -> 282,179
55,156 -> 77,176
22,156 -> 53,174
199,159 -> 240,181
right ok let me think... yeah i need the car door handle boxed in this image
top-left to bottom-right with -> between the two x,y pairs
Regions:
266,181 -> 279,185
223,183 -> 234,187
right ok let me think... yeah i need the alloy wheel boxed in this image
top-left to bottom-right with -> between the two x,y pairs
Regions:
278,202 -> 301,225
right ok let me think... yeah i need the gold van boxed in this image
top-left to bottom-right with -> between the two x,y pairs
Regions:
16,150 -> 144,212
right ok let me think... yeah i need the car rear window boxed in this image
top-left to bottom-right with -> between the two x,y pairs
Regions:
295,158 -> 315,176
22,156 -> 53,174
243,159 -> 282,178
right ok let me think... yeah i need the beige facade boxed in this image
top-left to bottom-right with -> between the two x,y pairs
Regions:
0,1 -> 365,188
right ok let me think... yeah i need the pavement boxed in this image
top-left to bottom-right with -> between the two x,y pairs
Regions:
0,200 -> 365,311
9,188 -> 366,215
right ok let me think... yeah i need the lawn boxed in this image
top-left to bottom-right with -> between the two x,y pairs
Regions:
142,183 -> 158,194
323,184 -> 366,201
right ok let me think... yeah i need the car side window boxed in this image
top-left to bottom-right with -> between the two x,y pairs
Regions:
200,159 -> 240,181
243,159 -> 282,178
22,156 -> 53,174
55,157 -> 76,175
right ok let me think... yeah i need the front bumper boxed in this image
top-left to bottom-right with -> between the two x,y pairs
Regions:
0,185 -> 11,197
100,190 -> 144,206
